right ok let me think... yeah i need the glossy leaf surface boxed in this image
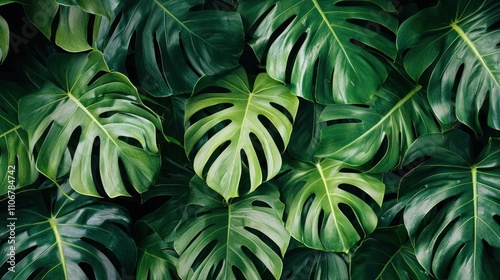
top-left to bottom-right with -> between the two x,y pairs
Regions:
239,0 -> 397,104
401,131 -> 500,279
19,51 -> 161,198
185,68 -> 299,200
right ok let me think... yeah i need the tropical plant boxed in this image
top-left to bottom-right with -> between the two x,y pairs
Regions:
0,0 -> 499,279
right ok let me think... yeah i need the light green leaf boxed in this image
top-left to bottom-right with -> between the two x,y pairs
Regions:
316,67 -> 440,172
280,159 -> 385,252
96,0 -> 244,96
352,225 -> 430,280
282,248 -> 348,280
19,51 -> 161,198
401,130 -> 500,279
185,67 -> 299,200
0,82 -> 37,195
239,0 -> 398,104
0,15 -> 8,63
0,181 -> 136,279
397,0 -> 500,133
174,176 -> 290,280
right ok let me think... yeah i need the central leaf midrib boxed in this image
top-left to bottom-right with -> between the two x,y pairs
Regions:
311,0 -> 355,71
471,165 -> 478,277
67,92 -> 122,153
49,217 -> 68,279
450,22 -> 499,88
0,125 -> 21,139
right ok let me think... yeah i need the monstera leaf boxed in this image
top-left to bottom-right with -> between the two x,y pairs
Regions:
400,130 -> 500,279
23,0 -> 119,52
398,0 -> 500,132
19,51 -> 161,198
316,68 -> 440,172
238,0 -> 398,104
0,15 -> 7,63
351,225 -> 429,280
0,181 -> 136,279
282,248 -> 348,280
174,176 -> 290,280
96,0 -> 244,97
280,159 -> 385,252
0,82 -> 37,195
184,67 -> 299,200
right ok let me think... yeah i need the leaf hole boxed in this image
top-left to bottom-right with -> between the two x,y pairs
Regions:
325,117 -> 362,126
192,239 -> 218,272
285,32 -> 307,84
252,200 -> 272,208
249,131 -> 269,178
338,203 -> 364,237
179,32 -> 202,77
118,136 -> 143,149
301,194 -> 316,226
257,115 -> 284,153
200,140 -> 231,176
241,245 -> 274,279
244,227 -> 281,258
67,126 -> 82,157
231,265 -> 247,279
81,237 -> 122,273
487,19 -> 500,31
271,101 -> 294,124
78,262 -> 96,280
493,214 -> 500,225
346,18 -> 395,41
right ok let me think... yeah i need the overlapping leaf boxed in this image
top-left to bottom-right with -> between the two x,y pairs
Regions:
400,130 -> 500,279
352,225 -> 429,280
239,0 -> 398,104
0,181 -> 136,279
19,51 -> 161,198
0,82 -> 37,194
22,0 -> 119,52
0,15 -> 8,63
174,176 -> 290,280
184,67 -> 299,200
96,0 -> 244,97
398,0 -> 500,132
282,248 -> 348,280
280,159 -> 384,252
316,68 -> 440,172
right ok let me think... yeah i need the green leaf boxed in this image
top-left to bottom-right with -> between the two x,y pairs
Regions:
23,0 -> 118,52
397,0 -> 500,133
239,0 -> 398,104
351,225 -> 430,280
97,0 -> 244,97
184,67 -> 299,200
0,181 -> 136,279
316,68 -> 440,172
280,159 -> 385,252
0,15 -> 8,63
0,82 -> 37,194
400,130 -> 500,279
282,248 -> 348,280
19,51 -> 161,198
174,176 -> 290,280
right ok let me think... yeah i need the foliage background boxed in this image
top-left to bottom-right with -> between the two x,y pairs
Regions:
0,0 -> 499,279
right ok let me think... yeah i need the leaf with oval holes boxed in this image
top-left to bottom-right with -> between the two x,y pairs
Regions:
398,0 -> 500,133
0,181 -> 136,279
238,0 -> 398,104
19,51 -> 161,198
0,82 -> 38,195
96,0 -> 244,97
315,67 -> 440,173
400,130 -> 500,279
184,67 -> 299,200
280,159 -> 384,252
174,176 -> 290,280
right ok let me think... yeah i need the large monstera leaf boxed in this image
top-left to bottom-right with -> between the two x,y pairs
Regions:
19,51 -> 161,198
0,82 -> 37,194
184,68 -> 299,200
351,225 -> 429,280
22,0 -> 119,52
238,0 -> 398,104
400,130 -> 500,279
174,176 -> 290,280
96,0 -> 244,97
0,181 -> 136,279
398,0 -> 500,132
316,68 -> 440,172
280,159 -> 385,252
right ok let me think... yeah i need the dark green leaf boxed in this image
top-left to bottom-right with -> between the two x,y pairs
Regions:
398,0 -> 500,132
281,248 -> 348,280
239,0 -> 398,104
19,51 -> 161,198
0,181 -> 136,279
185,67 -> 299,200
401,130 -> 500,279
174,176 -> 290,280
280,159 -> 384,252
0,15 -> 8,63
97,0 -> 244,96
